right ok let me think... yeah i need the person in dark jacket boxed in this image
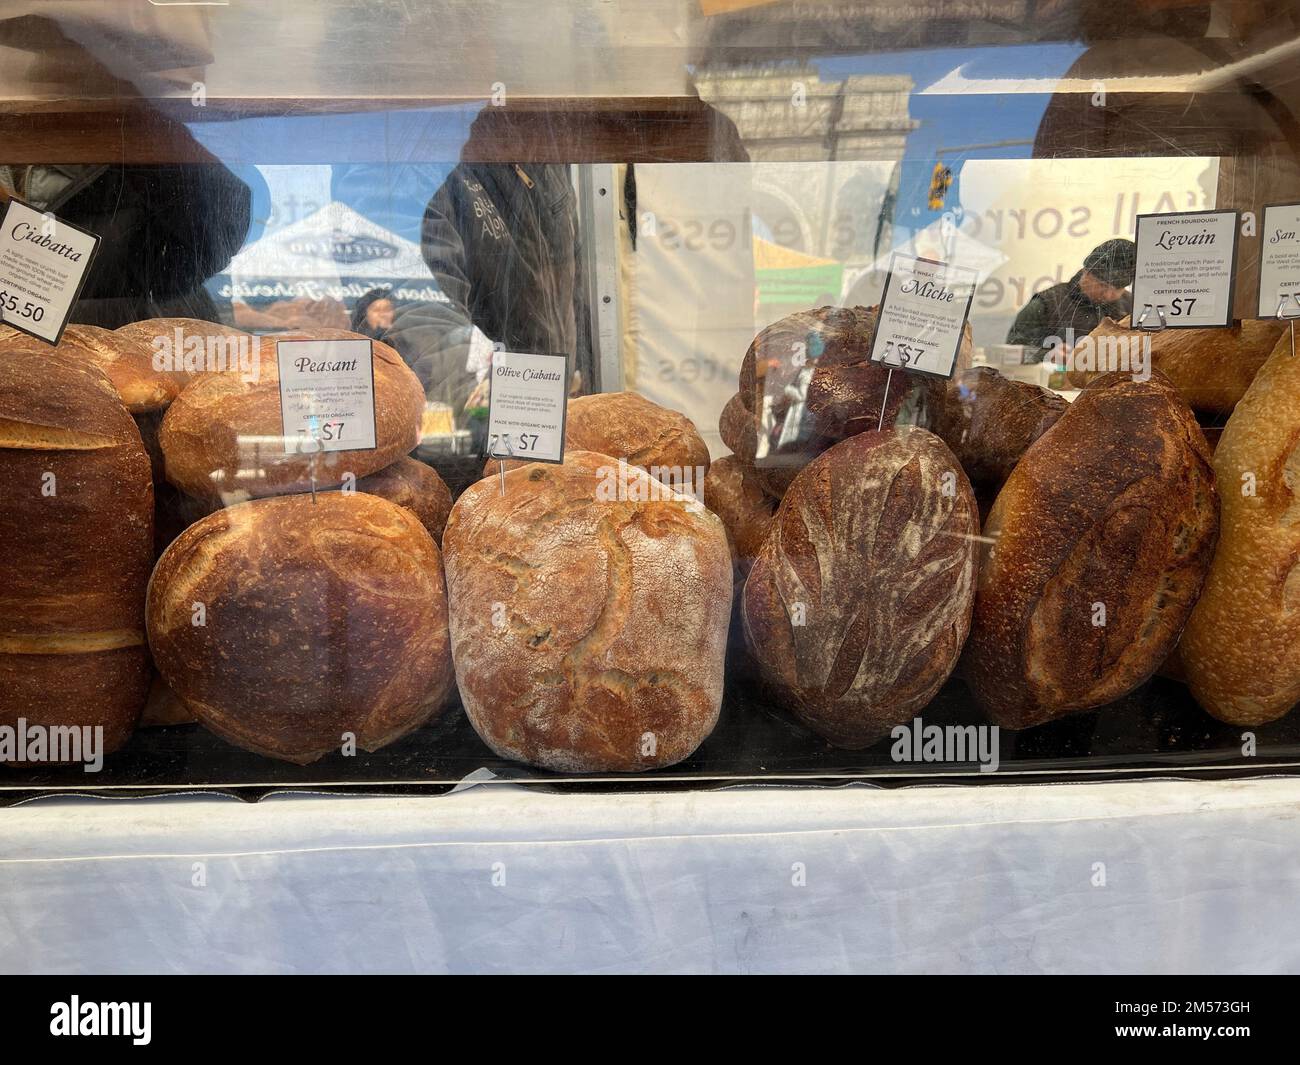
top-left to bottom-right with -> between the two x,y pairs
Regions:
350,287 -> 396,340
1006,238 -> 1136,350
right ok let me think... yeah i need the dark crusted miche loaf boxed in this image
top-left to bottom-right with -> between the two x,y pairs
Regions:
147,492 -> 455,763
963,370 -> 1219,729
444,451 -> 732,772
929,366 -> 1067,491
0,341 -> 154,759
742,428 -> 979,748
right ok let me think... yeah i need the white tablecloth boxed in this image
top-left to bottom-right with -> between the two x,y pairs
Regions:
3,778 -> 1299,974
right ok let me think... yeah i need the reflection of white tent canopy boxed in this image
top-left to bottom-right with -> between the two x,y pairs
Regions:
221,202 -> 446,304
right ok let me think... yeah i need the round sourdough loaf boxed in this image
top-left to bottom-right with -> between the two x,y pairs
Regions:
147,492 -> 455,763
158,336 -> 424,500
742,428 -> 979,748
48,324 -> 180,413
355,457 -> 452,546
482,391 -> 709,484
703,454 -> 776,577
115,317 -> 259,389
1181,332 -> 1300,724
964,370 -> 1219,730
0,342 -> 154,760
444,451 -> 732,772
929,366 -> 1067,491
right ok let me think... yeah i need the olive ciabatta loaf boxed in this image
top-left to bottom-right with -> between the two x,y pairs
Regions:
483,390 -> 709,485
1,341 -> 154,759
964,370 -> 1218,729
444,451 -> 732,772
147,492 -> 454,763
742,428 -> 979,748
1182,332 -> 1300,725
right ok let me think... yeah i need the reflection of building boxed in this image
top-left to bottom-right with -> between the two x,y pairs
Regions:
696,66 -> 917,300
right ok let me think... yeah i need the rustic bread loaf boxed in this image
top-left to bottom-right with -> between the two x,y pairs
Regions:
703,454 -> 777,576
139,673 -> 197,727
115,317 -> 261,388
742,428 -> 979,748
929,366 -> 1067,490
964,370 -> 1219,729
45,325 -> 180,413
356,457 -> 452,546
1066,316 -> 1284,414
1181,333 -> 1300,725
444,451 -> 732,772
147,492 -> 455,763
483,391 -> 710,489
158,337 -> 424,500
0,342 -> 154,759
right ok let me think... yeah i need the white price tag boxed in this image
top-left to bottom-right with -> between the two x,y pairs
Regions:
1256,203 -> 1300,319
869,254 -> 977,380
276,339 -> 377,454
1132,210 -> 1238,329
487,351 -> 568,465
0,197 -> 101,344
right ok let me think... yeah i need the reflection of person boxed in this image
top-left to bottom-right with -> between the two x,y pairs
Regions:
351,288 -> 395,339
1006,238 -> 1136,349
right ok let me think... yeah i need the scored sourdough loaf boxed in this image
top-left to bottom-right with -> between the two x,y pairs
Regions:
0,341 -> 154,760
703,454 -> 777,577
483,390 -> 710,486
444,451 -> 732,772
742,428 -> 979,748
159,335 -> 424,500
1066,316 -> 1284,414
964,370 -> 1219,729
1181,332 -> 1300,725
147,492 -> 455,763
928,365 -> 1067,491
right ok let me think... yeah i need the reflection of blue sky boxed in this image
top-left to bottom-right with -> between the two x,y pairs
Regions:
820,44 -> 1086,245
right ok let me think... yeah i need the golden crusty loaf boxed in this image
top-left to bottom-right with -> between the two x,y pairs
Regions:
929,366 -> 1067,491
742,428 -> 979,748
964,370 -> 1219,730
115,317 -> 261,388
44,325 -> 181,413
1181,333 -> 1300,725
484,390 -> 710,481
355,457 -> 452,546
445,451 -> 732,772
0,342 -> 154,759
1066,316 -> 1285,414
703,454 -> 776,577
147,492 -> 455,763
159,337 -> 424,500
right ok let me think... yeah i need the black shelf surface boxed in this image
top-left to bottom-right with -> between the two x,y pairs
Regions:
3,625 -> 1299,804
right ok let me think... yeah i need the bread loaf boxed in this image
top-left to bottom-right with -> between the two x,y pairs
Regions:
159,338 -> 424,500
444,451 -> 732,772
0,342 -> 154,760
483,391 -> 709,490
115,318 -> 260,388
964,370 -> 1219,729
1067,317 -> 1285,414
147,493 -> 455,763
45,325 -> 180,413
1181,333 -> 1300,725
356,457 -> 452,546
703,454 -> 776,576
929,366 -> 1067,490
139,673 -> 197,727
742,428 -> 979,748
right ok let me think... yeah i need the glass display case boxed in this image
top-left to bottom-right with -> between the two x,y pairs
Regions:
4,0 -> 1300,800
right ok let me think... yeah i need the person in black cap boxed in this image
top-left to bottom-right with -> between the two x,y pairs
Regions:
1006,238 -> 1136,350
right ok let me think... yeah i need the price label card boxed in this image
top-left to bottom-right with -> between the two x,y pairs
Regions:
869,254 -> 977,380
1256,202 -> 1300,319
276,339 -> 377,454
487,351 -> 568,464
0,197 -> 101,344
1132,210 -> 1238,329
